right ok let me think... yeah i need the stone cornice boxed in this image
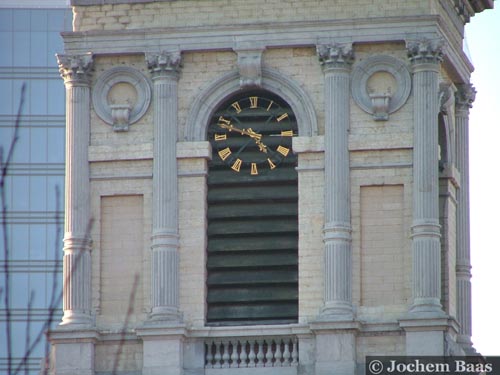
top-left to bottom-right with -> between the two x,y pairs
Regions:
71,0 -> 493,14
62,16 -> 438,55
56,53 -> 93,85
60,16 -> 475,82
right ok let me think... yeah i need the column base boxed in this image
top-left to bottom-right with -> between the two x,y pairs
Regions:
318,301 -> 353,321
148,306 -> 183,324
409,297 -> 445,315
60,310 -> 93,327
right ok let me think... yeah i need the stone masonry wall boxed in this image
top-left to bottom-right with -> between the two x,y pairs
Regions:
73,0 -> 432,32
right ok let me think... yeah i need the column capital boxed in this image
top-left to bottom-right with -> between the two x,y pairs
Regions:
455,83 -> 476,112
146,50 -> 182,80
317,43 -> 353,72
56,53 -> 94,85
406,38 -> 444,66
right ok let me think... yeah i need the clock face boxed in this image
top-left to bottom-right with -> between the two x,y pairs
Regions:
209,93 -> 296,175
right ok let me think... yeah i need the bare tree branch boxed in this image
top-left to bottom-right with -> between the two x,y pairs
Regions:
14,218 -> 95,375
25,291 -> 35,375
1,82 -> 25,375
112,273 -> 140,375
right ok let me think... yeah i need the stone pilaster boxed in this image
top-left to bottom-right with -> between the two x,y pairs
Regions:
56,53 -> 94,326
406,39 -> 446,315
146,51 -> 183,322
455,83 -> 476,354
317,43 -> 354,319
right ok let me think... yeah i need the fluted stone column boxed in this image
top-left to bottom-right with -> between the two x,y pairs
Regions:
406,39 -> 445,315
56,53 -> 94,326
455,84 -> 476,353
317,44 -> 354,319
146,51 -> 182,322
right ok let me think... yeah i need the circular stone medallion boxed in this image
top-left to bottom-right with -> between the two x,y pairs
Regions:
92,66 -> 152,126
351,55 -> 411,117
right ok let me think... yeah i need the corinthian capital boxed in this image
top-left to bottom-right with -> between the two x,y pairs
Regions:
146,51 -> 182,79
56,53 -> 94,85
455,83 -> 476,111
406,38 -> 445,65
317,43 -> 354,71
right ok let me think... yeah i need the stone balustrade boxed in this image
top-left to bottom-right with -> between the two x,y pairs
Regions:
205,337 -> 299,369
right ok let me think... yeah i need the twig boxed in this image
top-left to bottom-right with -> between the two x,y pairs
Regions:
13,219 -> 94,375
42,185 -> 63,375
25,291 -> 35,375
1,82 -> 25,375
111,273 -> 140,375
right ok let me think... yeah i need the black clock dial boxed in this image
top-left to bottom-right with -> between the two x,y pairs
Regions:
209,94 -> 296,175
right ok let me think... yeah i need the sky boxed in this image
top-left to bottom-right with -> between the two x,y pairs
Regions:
465,4 -> 500,356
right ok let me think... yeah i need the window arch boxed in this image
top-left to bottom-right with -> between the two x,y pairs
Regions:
205,89 -> 298,325
184,68 -> 318,142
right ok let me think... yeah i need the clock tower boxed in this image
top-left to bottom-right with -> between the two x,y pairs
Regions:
48,0 -> 492,374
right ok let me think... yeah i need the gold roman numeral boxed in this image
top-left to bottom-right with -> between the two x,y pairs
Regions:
251,162 -> 258,175
231,158 -> 242,172
267,158 -> 277,170
231,101 -> 242,113
277,113 -> 289,122
218,147 -> 232,161
214,134 -> 227,141
277,145 -> 290,156
249,96 -> 258,108
281,130 -> 294,137
266,100 -> 274,111
218,116 -> 231,125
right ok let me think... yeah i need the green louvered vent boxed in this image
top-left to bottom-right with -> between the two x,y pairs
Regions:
206,91 -> 298,326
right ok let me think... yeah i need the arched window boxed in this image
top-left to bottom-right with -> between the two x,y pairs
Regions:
206,90 -> 298,326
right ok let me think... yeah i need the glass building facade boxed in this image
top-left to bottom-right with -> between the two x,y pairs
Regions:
0,3 -> 71,374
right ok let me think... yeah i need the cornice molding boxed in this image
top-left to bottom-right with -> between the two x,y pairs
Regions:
60,16 -> 475,82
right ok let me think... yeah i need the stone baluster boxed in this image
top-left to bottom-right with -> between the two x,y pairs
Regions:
240,341 -> 247,367
406,39 -> 445,314
56,53 -> 94,326
256,340 -> 264,367
291,338 -> 299,365
455,83 -> 476,353
248,341 -> 256,367
145,51 -> 182,321
317,43 -> 354,318
275,339 -> 283,366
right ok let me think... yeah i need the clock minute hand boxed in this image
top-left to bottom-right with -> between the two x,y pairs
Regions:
217,123 -> 268,153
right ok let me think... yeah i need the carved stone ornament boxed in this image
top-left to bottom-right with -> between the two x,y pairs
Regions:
406,38 -> 445,65
455,83 -> 476,110
92,66 -> 152,132
351,55 -> 411,121
236,49 -> 264,88
145,51 -> 182,79
439,83 -> 454,114
317,43 -> 354,70
56,53 -> 94,84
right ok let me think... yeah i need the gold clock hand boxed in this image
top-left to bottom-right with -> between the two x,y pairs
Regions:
218,122 -> 269,153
